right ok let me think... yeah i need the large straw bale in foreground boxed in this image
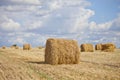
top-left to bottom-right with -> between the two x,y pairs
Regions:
95,44 -> 102,50
102,43 -> 116,52
23,44 -> 31,50
45,38 -> 80,65
81,43 -> 94,52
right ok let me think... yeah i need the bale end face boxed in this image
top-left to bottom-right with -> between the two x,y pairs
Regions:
45,38 -> 80,65
95,44 -> 102,50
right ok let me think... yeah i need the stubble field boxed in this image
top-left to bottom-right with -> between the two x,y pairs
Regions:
0,48 -> 120,80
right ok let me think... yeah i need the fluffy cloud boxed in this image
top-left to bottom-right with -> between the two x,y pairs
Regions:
8,37 -> 26,45
24,21 -> 42,30
1,5 -> 38,12
89,13 -> 120,31
110,13 -> 120,31
0,16 -> 21,31
70,8 -> 95,33
0,0 -> 120,48
89,21 -> 113,31
2,0 -> 41,5
0,0 -> 93,33
11,0 -> 40,4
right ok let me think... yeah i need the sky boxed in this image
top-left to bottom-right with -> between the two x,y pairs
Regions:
0,0 -> 120,47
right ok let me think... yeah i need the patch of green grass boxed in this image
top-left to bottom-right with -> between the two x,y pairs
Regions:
0,51 -> 4,55
37,71 -> 53,80
29,65 -> 53,80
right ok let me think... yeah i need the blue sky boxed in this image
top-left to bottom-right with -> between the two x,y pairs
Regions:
89,0 -> 120,23
0,0 -> 120,47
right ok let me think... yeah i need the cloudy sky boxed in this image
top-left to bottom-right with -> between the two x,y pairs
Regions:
0,0 -> 120,47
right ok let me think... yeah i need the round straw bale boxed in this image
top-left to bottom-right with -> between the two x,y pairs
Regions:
2,46 -> 6,49
45,38 -> 80,65
102,43 -> 116,52
23,44 -> 31,50
81,43 -> 94,52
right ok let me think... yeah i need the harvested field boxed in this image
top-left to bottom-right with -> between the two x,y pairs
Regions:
0,47 -> 120,80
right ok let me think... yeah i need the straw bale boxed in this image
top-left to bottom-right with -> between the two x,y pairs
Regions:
95,44 -> 102,50
81,43 -> 94,52
23,44 -> 31,50
2,46 -> 6,49
45,38 -> 80,65
102,43 -> 115,52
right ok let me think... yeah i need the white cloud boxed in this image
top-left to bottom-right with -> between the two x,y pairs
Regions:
70,8 -> 95,33
8,37 -> 26,45
0,0 -> 120,48
24,21 -> 42,30
113,13 -> 120,27
49,1 -> 62,10
56,0 -> 91,7
2,5 -> 38,12
89,13 -> 120,31
0,16 -> 21,31
11,0 -> 41,5
0,0 -> 93,33
89,21 -> 113,31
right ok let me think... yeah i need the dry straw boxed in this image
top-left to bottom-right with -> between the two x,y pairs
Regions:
81,43 -> 94,52
23,44 -> 31,50
2,46 -> 6,49
15,46 -> 19,49
95,44 -> 102,50
45,38 -> 80,65
102,43 -> 116,52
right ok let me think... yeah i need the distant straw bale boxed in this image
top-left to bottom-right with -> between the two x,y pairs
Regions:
23,44 -> 31,50
102,43 -> 116,52
2,46 -> 6,49
38,46 -> 44,49
15,46 -> 19,49
45,38 -> 80,65
10,44 -> 19,49
81,43 -> 94,52
95,44 -> 102,50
